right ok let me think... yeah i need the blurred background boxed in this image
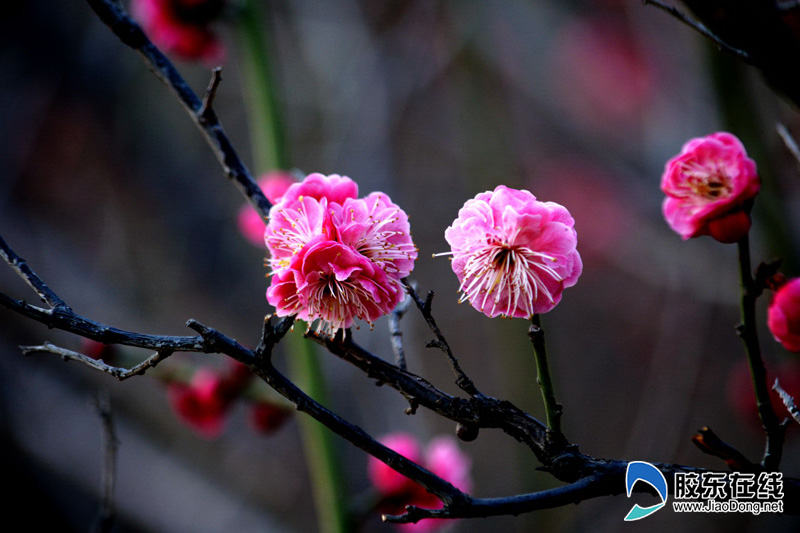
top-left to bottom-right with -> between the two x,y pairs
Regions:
2,0 -> 800,531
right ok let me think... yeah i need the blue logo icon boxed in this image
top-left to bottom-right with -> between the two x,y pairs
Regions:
624,461 -> 668,521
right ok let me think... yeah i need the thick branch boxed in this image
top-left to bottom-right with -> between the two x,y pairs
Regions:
84,0 -> 271,218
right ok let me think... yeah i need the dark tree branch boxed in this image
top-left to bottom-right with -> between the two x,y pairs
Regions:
388,288 -> 412,371
643,0 -> 751,62
737,235 -> 786,470
84,0 -> 271,218
401,279 -> 482,398
0,234 -> 66,308
691,426 -> 759,472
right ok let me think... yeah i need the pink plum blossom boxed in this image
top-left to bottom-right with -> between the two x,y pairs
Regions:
444,186 -> 582,318
332,193 -> 417,278
768,277 -> 800,352
368,433 -> 471,532
278,172 -> 359,207
132,0 -> 225,64
238,171 -> 296,247
267,236 -> 404,337
265,173 -> 416,336
661,132 -> 760,243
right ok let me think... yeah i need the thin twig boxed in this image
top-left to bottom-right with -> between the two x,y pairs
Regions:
643,0 -> 752,63
198,67 -> 223,123
774,379 -> 800,426
21,342 -> 173,380
777,123 -> 800,169
401,279 -> 482,397
92,392 -> 118,533
691,426 -> 759,471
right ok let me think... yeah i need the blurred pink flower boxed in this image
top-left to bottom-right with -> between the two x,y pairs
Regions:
551,17 -> 654,132
661,132 -> 760,243
167,361 -> 252,438
768,277 -> 800,352
238,171 -> 297,247
444,186 -> 582,318
132,0 -> 225,64
249,402 -> 291,435
267,236 -> 403,337
265,173 -> 415,336
167,368 -> 229,438
368,433 -> 471,532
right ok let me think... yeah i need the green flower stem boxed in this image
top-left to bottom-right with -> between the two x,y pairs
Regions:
237,0 -> 288,172
236,3 -> 349,531
285,330 -> 351,533
528,315 -> 562,434
736,235 -> 784,470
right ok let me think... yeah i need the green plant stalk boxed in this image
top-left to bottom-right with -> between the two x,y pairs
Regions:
285,330 -> 351,533
529,315 -> 562,434
237,3 -> 349,531
736,235 -> 783,470
238,0 -> 287,172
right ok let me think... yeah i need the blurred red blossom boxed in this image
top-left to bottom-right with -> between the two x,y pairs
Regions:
368,433 -> 471,532
727,359 -> 800,428
167,360 -> 252,438
237,171 -> 297,247
551,17 -> 654,131
249,401 -> 291,434
131,0 -> 226,64
661,132 -> 760,244
768,277 -> 800,352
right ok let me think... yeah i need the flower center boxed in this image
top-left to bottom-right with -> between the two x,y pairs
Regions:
306,275 -> 373,337
459,242 -> 564,317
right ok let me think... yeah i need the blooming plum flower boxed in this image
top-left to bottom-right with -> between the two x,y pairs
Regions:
265,173 -> 416,336
277,172 -> 359,208
768,277 -> 800,352
444,186 -> 582,318
238,171 -> 296,247
332,193 -> 417,278
267,236 -> 403,337
132,0 -> 225,64
368,433 -> 471,532
661,132 -> 760,243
